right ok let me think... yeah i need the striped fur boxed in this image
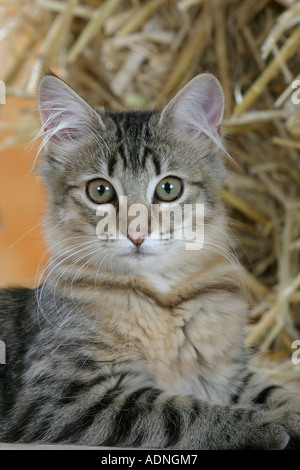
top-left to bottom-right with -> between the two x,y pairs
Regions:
0,73 -> 300,449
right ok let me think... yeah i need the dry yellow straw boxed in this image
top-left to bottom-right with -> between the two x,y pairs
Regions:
259,207 -> 293,351
37,0 -> 93,19
26,0 -> 76,93
222,109 -> 288,134
67,0 -> 122,63
117,0 -> 170,36
245,271 -> 300,347
237,270 -> 273,300
261,2 -> 300,59
221,189 -> 269,226
43,0 -> 76,68
272,137 -> 300,150
233,25 -> 300,116
214,3 -> 232,115
159,8 -> 209,100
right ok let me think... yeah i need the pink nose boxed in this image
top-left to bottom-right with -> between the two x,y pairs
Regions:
127,230 -> 147,246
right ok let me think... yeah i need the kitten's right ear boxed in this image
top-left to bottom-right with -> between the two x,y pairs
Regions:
38,74 -> 105,152
159,73 -> 224,153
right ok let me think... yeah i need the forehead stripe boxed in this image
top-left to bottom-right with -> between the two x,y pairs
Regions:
108,153 -> 117,176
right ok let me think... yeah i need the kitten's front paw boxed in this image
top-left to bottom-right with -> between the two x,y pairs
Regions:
247,422 -> 290,450
250,393 -> 300,450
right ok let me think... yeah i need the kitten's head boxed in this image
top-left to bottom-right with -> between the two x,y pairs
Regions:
38,73 -> 228,287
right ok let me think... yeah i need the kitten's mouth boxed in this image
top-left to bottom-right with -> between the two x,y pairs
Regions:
120,249 -> 156,259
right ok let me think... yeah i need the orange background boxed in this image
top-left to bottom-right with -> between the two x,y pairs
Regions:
0,96 -> 47,288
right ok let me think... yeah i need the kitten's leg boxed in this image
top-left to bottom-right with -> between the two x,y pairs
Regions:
230,370 -> 300,449
4,375 -> 300,449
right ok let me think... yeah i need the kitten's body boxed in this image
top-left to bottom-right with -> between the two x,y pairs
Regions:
0,74 -> 299,449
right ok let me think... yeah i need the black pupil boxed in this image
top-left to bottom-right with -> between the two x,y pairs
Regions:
98,184 -> 106,196
164,182 -> 173,194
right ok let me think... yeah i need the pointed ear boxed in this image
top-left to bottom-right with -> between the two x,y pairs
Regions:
159,74 -> 224,151
38,74 -> 105,152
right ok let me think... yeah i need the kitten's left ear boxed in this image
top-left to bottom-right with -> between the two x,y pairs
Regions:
38,74 -> 105,152
159,74 -> 224,150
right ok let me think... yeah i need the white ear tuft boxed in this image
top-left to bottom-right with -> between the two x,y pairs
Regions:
159,74 -> 225,152
38,75 -> 104,153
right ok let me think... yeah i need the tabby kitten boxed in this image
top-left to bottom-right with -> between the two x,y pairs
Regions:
0,73 -> 299,449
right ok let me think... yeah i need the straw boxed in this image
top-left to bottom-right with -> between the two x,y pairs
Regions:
234,25 -> 300,116
67,0 -> 122,63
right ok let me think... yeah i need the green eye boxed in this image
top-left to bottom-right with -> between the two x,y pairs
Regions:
155,176 -> 183,202
86,179 -> 116,204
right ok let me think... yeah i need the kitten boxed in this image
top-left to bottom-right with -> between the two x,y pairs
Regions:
0,73 -> 299,449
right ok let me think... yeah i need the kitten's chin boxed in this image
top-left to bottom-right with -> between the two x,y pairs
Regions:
107,244 -> 168,274
118,250 -> 158,267
112,239 -> 167,268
